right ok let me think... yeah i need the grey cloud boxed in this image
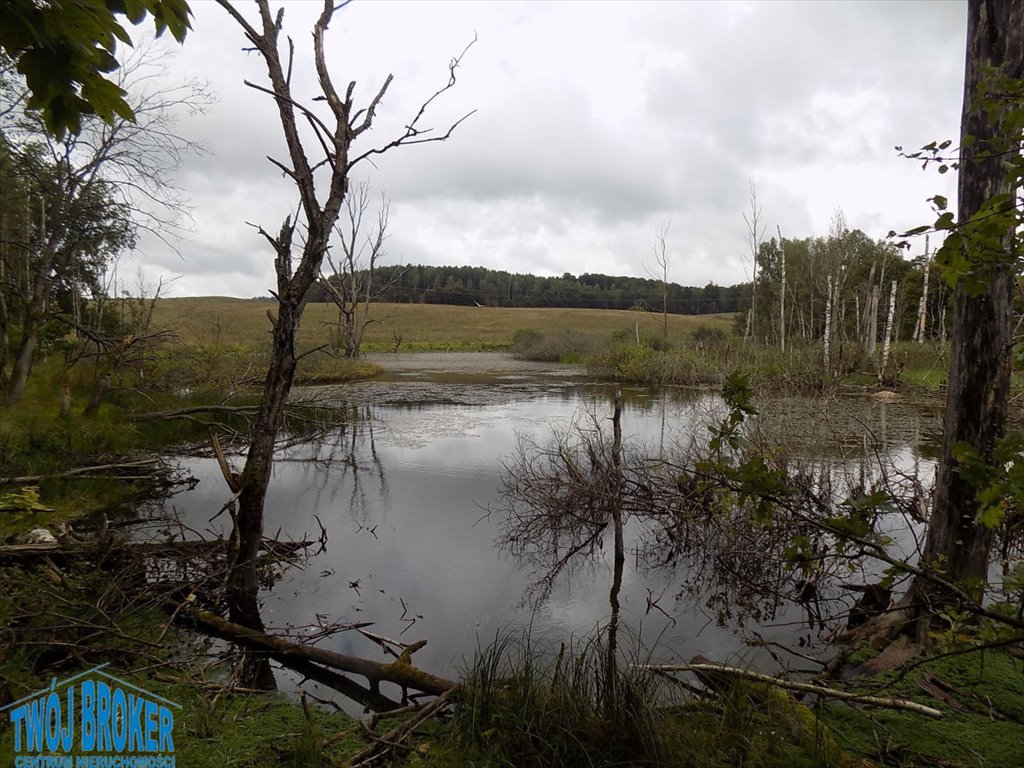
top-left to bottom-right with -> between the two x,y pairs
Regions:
120,1 -> 969,297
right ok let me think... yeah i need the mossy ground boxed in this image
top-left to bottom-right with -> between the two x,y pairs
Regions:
821,647 -> 1024,767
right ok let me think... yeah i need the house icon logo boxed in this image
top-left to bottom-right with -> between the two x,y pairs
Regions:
1,664 -> 178,767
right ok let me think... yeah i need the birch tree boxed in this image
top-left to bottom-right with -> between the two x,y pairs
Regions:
878,279 -> 897,383
913,235 -> 931,343
777,225 -> 786,352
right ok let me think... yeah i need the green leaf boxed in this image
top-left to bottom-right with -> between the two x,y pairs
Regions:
902,225 -> 930,237
0,487 -> 53,513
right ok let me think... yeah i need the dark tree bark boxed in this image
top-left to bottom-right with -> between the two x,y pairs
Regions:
908,0 -> 1023,635
215,0 -> 472,688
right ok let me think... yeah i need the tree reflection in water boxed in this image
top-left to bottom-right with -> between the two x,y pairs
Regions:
495,387 -> 946,660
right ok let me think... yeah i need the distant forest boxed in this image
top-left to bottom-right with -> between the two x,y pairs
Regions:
309,264 -> 746,315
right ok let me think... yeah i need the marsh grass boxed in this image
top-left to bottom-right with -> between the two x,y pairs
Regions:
585,336 -> 952,394
427,630 -> 847,768
441,631 -> 670,767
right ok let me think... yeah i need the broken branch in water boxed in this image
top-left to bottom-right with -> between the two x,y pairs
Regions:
129,405 -> 259,422
636,662 -> 943,719
177,606 -> 458,698
357,627 -> 425,659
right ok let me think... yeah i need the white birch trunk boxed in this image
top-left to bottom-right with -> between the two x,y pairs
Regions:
880,279 -> 897,382
867,284 -> 879,359
778,226 -> 786,352
915,236 -> 931,343
823,275 -> 833,372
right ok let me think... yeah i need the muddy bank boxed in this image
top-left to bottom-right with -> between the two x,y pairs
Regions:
298,352 -> 591,407
363,351 -> 586,379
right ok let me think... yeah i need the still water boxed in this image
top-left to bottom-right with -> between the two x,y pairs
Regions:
157,357 -> 942,687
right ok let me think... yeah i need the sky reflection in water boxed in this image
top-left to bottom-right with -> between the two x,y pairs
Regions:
161,378 -> 941,694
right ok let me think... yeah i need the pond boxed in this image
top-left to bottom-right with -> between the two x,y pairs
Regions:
154,353 -> 944,697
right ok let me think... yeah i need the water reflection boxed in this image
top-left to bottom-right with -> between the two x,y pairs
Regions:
159,377 -> 944,691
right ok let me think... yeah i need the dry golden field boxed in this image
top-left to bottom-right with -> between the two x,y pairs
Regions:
149,298 -> 736,351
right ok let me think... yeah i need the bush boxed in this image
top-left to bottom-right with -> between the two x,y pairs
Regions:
510,328 -> 600,363
692,325 -> 730,350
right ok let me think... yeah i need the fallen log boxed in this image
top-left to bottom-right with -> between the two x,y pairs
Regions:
129,405 -> 259,422
1,459 -> 162,485
179,607 -> 458,697
285,655 -> 401,713
0,537 -> 311,565
637,662 -> 943,719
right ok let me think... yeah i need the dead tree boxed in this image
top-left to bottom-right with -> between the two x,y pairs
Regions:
319,182 -> 402,358
743,180 -> 765,342
646,222 -> 670,347
214,0 -> 473,687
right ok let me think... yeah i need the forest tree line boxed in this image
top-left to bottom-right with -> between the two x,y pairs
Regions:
311,223 -> 951,347
312,264 -> 747,314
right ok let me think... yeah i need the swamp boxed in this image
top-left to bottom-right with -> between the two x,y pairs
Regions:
2,0 -> 1024,765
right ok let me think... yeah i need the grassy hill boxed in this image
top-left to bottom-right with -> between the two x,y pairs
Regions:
150,298 -> 737,352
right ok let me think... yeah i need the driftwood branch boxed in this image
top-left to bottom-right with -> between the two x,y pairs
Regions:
638,662 -> 943,719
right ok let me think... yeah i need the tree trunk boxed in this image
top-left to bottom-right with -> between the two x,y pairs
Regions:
867,284 -> 879,359
823,275 -> 833,373
6,324 -> 37,405
879,280 -> 897,384
82,373 -> 111,416
778,227 -> 786,353
914,236 -> 931,343
6,267 -> 51,403
227,302 -> 302,690
908,0 -> 1023,635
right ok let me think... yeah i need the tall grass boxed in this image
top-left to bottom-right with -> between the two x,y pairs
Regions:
437,629 -> 846,768
446,631 -> 673,767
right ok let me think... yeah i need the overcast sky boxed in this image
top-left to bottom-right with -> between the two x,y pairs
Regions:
123,0 -> 967,298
